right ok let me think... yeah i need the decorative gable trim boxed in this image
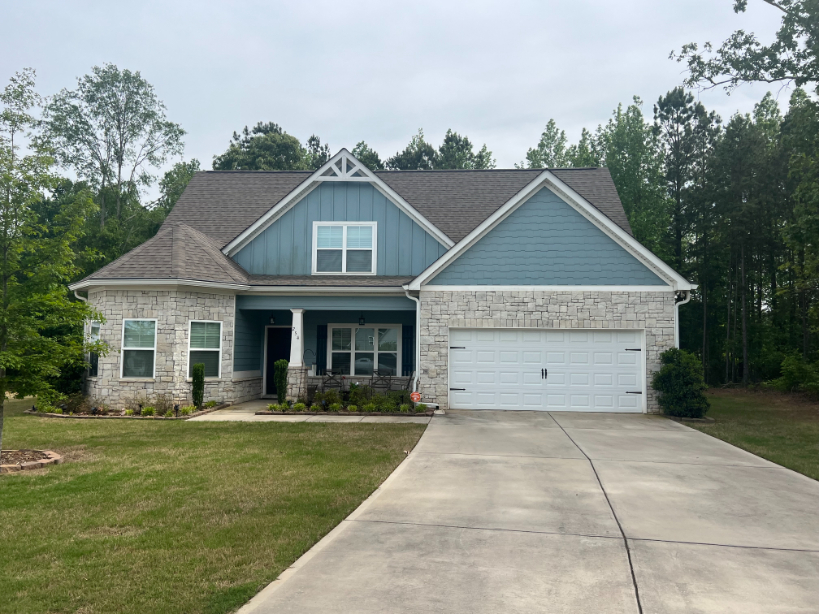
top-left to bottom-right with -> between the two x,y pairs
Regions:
222,149 -> 454,256
408,170 -> 695,291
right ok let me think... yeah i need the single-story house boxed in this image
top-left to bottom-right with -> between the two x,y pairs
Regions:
69,149 -> 694,413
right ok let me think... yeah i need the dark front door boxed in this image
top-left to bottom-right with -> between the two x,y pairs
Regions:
266,328 -> 292,396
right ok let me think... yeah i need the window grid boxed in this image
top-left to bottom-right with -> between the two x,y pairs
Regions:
188,320 -> 222,378
121,319 -> 157,379
327,324 -> 401,376
312,222 -> 377,275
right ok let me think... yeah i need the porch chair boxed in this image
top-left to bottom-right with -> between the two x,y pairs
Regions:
322,370 -> 344,393
370,371 -> 392,395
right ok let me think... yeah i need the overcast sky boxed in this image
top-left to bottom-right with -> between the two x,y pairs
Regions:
4,0 -> 786,183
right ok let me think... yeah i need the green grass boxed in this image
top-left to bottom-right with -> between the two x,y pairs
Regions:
691,389 -> 819,481
0,398 -> 425,614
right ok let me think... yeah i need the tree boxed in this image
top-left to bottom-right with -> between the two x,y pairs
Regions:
521,119 -> 571,168
42,64 -> 185,227
0,70 -> 101,451
305,135 -> 331,170
674,0 -> 819,93
212,122 -> 308,171
386,129 -> 437,170
351,141 -> 384,170
437,129 -> 495,169
154,159 -> 200,215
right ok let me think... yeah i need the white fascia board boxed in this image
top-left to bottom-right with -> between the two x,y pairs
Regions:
422,285 -> 676,292
222,149 -> 454,256
69,278 -> 250,292
409,170 -> 695,291
240,285 -> 407,295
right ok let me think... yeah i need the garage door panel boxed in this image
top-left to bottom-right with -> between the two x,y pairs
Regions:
448,328 -> 643,412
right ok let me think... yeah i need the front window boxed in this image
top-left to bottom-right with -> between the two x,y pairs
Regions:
329,325 -> 400,376
313,222 -> 376,274
121,319 -> 156,378
88,321 -> 100,377
189,321 -> 222,377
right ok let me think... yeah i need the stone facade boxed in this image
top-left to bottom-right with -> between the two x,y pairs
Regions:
85,288 -> 261,408
286,366 -> 309,402
417,290 -> 677,412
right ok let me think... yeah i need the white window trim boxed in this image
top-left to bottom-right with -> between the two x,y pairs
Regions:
120,318 -> 158,379
87,320 -> 101,378
188,320 -> 223,379
311,221 -> 378,275
327,323 -> 402,376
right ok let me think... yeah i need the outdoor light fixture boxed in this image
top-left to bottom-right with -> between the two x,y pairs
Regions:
359,313 -> 365,325
269,314 -> 276,325
174,404 -> 179,417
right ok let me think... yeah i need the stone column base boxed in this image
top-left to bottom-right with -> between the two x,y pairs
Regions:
286,366 -> 309,402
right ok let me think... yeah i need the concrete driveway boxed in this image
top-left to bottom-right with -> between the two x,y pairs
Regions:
238,410 -> 819,614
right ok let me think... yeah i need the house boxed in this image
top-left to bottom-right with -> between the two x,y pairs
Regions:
69,149 -> 694,413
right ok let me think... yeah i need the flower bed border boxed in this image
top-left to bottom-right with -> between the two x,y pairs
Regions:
255,410 -> 434,417
24,404 -> 230,420
1,450 -> 62,474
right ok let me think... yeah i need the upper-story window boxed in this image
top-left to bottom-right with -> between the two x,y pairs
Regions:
312,222 -> 377,275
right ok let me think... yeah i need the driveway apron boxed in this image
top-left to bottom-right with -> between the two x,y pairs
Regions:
239,410 -> 819,614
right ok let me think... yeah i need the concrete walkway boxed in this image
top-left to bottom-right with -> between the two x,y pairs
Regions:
238,410 -> 819,614
188,399 -> 431,423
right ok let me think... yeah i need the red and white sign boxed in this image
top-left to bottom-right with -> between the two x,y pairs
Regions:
410,392 -> 421,403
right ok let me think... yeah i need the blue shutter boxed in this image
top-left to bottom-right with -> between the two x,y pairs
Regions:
316,325 -> 327,375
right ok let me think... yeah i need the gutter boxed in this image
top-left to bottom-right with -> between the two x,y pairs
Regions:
674,290 -> 692,348
403,286 -> 421,393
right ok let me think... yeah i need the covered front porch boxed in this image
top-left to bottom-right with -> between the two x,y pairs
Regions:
233,294 -> 417,400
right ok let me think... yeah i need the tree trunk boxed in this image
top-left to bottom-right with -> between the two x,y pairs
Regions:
725,258 -> 733,384
741,243 -> 749,386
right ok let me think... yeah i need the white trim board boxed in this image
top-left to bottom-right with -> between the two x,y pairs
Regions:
70,278 -> 410,296
408,170 -> 695,292
222,149 -> 454,256
311,221 -> 378,276
423,285 -> 675,293
187,319 -> 223,379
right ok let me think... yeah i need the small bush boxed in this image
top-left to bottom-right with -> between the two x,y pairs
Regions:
180,406 -> 193,416
651,348 -> 709,418
767,354 -> 819,398
362,403 -> 376,413
124,409 -> 134,416
54,408 -> 63,415
204,400 -> 219,408
347,404 -> 358,412
163,410 -> 174,418
142,406 -> 156,416
399,404 -> 411,413
374,394 -> 397,412
348,385 -> 371,407
274,359 -> 289,405
415,403 -> 428,413
154,394 -> 174,415
329,402 -> 343,412
268,403 -> 281,411
292,402 -> 306,412
314,389 -> 341,408
192,363 -> 205,408
309,404 -> 322,412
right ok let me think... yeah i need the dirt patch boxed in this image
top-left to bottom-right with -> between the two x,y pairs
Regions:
1,449 -> 49,464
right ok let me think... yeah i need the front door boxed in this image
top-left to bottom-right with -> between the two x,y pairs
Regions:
265,327 -> 292,396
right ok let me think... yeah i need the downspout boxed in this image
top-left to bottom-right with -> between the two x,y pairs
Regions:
74,290 -> 88,303
403,286 -> 421,393
675,290 -> 692,348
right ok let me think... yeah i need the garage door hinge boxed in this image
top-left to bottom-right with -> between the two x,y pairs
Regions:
626,391 -> 643,394
449,346 -> 466,349
625,348 -> 642,351
449,388 -> 466,391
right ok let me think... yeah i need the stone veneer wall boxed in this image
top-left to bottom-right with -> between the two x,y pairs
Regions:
85,289 -> 261,408
418,290 -> 676,412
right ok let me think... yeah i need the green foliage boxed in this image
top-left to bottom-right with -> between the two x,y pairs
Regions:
204,400 -> 218,408
163,410 -> 173,418
267,403 -> 280,411
273,359 -> 288,405
520,119 -> 571,168
154,159 -> 200,215
351,142 -> 384,170
313,389 -> 341,408
386,129 -> 494,170
347,384 -> 371,407
399,404 -> 411,413
124,409 -> 134,416
768,354 -> 819,397
651,348 -> 710,418
362,403 -> 376,413
179,406 -> 193,416
328,402 -> 342,412
191,363 -> 205,408
346,404 -> 358,412
309,404 -> 321,412
141,406 -> 155,417
415,403 -> 428,413
292,402 -> 306,412
212,122 -> 310,171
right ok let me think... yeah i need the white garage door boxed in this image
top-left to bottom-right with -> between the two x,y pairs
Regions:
448,329 -> 644,412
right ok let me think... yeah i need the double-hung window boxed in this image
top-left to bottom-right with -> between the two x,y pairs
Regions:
88,321 -> 101,377
189,321 -> 222,377
313,222 -> 376,274
121,319 -> 156,378
328,324 -> 400,376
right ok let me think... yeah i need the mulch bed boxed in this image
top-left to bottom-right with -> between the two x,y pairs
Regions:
24,404 -> 230,420
1,449 -> 62,474
255,410 -> 435,417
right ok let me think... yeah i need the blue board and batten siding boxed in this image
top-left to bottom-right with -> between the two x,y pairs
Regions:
233,182 -> 448,276
428,187 -> 667,286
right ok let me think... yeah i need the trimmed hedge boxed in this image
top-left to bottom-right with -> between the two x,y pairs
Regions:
651,348 -> 709,418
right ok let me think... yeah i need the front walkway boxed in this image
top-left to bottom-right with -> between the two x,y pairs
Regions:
237,409 -> 819,614
188,399 -> 431,423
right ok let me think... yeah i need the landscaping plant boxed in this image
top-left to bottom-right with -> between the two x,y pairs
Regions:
191,363 -> 205,408
292,403 -> 306,412
274,359 -> 289,405
651,348 -> 710,418
415,403 -> 428,413
347,405 -> 358,412
328,403 -> 342,412
362,403 -> 376,413
399,404 -> 411,413
141,406 -> 156,417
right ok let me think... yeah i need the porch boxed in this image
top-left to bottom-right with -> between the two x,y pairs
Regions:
233,294 -> 417,400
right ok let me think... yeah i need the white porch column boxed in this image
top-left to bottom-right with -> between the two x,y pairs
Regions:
289,309 -> 305,366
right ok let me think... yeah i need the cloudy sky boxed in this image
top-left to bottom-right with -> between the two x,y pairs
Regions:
4,0 -> 785,178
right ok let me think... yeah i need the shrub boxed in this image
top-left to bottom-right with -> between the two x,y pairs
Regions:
163,410 -> 174,418
373,394 -> 397,412
268,403 -> 281,411
204,400 -> 219,408
124,409 -> 134,416
54,408 -> 63,415
362,403 -> 376,413
415,403 -> 428,413
142,406 -> 156,416
348,384 -> 372,407
309,404 -> 322,412
329,402 -> 342,412
292,402 -> 307,412
274,359 -> 289,405
192,363 -> 205,408
180,406 -> 193,416
154,393 -> 174,415
347,404 -> 358,412
399,404 -> 411,413
651,348 -> 710,418
767,354 -> 819,398
314,389 -> 341,408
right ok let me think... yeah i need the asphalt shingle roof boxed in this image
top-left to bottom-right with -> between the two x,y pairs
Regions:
80,166 -> 633,286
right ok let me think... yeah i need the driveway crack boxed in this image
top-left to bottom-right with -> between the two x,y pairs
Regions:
551,413 -> 644,614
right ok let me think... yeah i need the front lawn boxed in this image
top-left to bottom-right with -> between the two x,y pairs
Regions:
691,389 -> 819,481
0,398 -> 425,614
